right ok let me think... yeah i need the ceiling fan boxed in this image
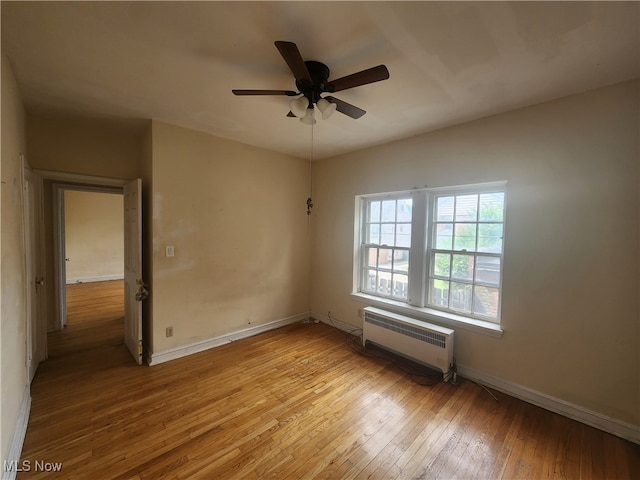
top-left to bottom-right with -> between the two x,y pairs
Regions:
232,41 -> 389,122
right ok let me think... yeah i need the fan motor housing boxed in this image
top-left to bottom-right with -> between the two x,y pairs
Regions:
296,61 -> 333,103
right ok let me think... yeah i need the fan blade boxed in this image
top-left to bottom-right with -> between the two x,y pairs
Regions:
233,89 -> 298,96
274,41 -> 312,84
328,65 -> 389,93
325,96 -> 366,119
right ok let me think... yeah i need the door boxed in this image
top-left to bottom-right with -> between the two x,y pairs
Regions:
124,179 -> 144,364
23,162 -> 46,380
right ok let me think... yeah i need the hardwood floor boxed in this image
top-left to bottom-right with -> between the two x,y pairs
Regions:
47,280 -> 125,358
20,281 -> 639,479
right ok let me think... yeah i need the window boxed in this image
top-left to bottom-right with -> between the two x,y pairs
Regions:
428,191 -> 504,319
361,196 -> 412,301
356,183 -> 506,325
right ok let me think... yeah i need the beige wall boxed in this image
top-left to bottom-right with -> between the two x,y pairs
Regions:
26,115 -> 143,180
1,52 -> 28,466
64,190 -> 123,283
27,115 -> 145,331
311,80 -> 639,427
149,121 -> 310,353
6,69 -> 636,446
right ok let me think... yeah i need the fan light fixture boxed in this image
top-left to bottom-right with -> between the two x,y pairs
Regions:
300,108 -> 316,125
289,96 -> 308,118
232,41 -> 390,121
316,98 -> 337,120
232,40 -> 391,215
290,96 -> 334,124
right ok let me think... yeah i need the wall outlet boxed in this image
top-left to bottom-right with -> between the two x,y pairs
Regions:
166,245 -> 175,257
166,326 -> 173,337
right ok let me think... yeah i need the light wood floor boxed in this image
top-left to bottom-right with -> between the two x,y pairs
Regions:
20,281 -> 639,479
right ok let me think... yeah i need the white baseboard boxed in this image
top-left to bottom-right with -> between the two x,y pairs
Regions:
2,386 -> 31,480
457,365 -> 640,445
310,311 -> 639,444
149,311 -> 639,444
66,274 -> 124,284
149,312 -> 310,366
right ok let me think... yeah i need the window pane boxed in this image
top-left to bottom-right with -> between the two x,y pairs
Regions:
436,196 -> 454,221
392,274 -> 409,299
436,223 -> 453,249
397,198 -> 412,222
473,285 -> 500,318
449,282 -> 472,313
367,224 -> 380,244
451,254 -> 474,281
477,223 -> 503,253
378,248 -> 393,270
381,224 -> 395,246
479,192 -> 504,221
396,224 -> 411,247
365,248 -> 378,268
381,200 -> 396,222
369,201 -> 380,222
361,187 -> 503,322
430,279 -> 449,308
361,196 -> 414,303
455,194 -> 478,222
394,250 -> 409,273
377,272 -> 392,295
364,269 -> 377,292
453,223 -> 476,251
433,253 -> 451,277
475,256 -> 501,286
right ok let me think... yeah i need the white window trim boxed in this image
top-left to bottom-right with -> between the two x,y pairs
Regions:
353,182 -> 506,338
350,292 -> 504,337
359,192 -> 414,302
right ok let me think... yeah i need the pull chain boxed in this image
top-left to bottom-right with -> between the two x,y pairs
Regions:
306,111 -> 314,216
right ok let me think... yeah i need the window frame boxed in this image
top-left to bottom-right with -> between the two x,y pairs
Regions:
425,185 -> 506,321
354,182 -> 506,333
359,193 -> 414,302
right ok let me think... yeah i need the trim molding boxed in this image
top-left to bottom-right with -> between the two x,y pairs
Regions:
66,274 -> 124,285
149,312 -> 310,366
457,365 -> 640,445
3,386 -> 31,480
312,310 -> 639,444
33,169 -> 129,187
349,293 -> 503,338
148,311 -> 639,444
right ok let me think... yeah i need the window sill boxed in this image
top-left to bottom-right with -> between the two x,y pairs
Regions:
350,292 -> 504,338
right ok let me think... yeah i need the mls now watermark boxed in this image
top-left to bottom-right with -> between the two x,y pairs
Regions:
4,460 -> 63,473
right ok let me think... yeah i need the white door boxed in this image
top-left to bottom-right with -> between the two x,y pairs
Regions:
23,163 -> 46,380
124,179 -> 144,365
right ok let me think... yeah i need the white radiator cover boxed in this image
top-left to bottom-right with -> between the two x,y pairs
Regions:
363,307 -> 454,374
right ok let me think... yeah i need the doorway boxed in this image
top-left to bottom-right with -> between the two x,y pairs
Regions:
53,184 -> 124,331
63,190 -> 124,289
56,189 -> 126,357
42,172 -> 144,365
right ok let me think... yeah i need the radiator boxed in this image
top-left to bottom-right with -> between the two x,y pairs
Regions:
363,307 -> 454,375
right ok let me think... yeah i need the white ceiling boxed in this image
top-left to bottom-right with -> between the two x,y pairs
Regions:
2,1 -> 638,160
